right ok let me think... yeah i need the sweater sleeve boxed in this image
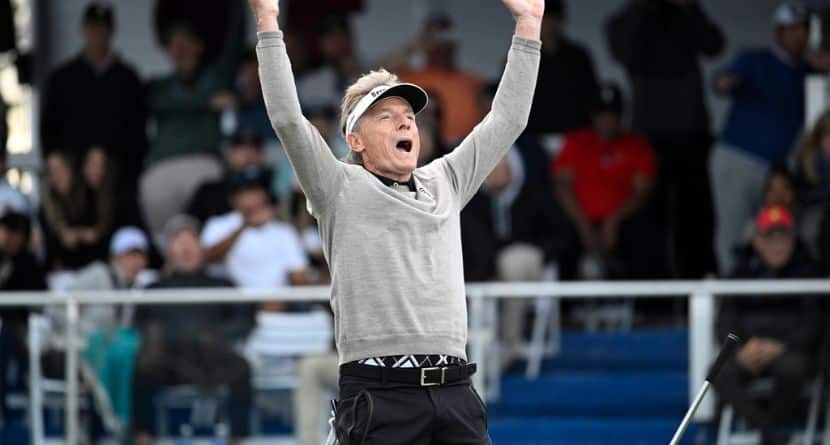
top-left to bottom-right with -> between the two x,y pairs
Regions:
256,31 -> 343,217
438,36 -> 541,208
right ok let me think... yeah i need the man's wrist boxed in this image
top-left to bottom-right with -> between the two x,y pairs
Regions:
514,16 -> 542,41
254,9 -> 280,32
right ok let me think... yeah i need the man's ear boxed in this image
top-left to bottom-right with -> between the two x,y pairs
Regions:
347,132 -> 365,153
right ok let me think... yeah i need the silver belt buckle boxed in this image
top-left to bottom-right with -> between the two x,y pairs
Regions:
420,367 -> 447,386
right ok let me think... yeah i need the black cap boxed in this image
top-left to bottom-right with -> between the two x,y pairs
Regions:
228,166 -> 270,194
83,2 -> 114,29
591,83 -> 624,115
230,128 -> 263,150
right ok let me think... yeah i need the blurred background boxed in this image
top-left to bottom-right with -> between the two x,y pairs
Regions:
2,0 -> 830,444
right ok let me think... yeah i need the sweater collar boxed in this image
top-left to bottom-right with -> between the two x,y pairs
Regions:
370,171 -> 416,192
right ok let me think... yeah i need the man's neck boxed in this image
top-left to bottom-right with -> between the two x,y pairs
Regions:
84,48 -> 112,70
367,168 -> 415,191
364,164 -> 412,183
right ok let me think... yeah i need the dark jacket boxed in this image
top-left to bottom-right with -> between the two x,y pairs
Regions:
0,251 -> 48,326
186,167 -> 274,223
40,54 -> 146,180
606,0 -> 724,142
717,242 -> 822,354
820,206 -> 830,276
145,0 -> 245,168
461,150 -> 567,281
135,271 -> 254,342
527,37 -> 598,135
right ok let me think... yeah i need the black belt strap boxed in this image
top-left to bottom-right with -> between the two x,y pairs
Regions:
340,362 -> 477,387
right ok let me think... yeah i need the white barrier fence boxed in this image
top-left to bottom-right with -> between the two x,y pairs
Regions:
1,279 -> 829,445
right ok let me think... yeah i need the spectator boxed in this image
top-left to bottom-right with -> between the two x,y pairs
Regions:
796,109 -> 830,204
297,14 -> 361,113
132,215 -> 253,445
462,147 -> 565,363
552,83 -> 666,279
711,1 -> 830,275
201,167 -> 309,292
186,129 -> 273,224
0,212 -> 47,420
819,205 -> 830,274
760,166 -> 829,257
141,0 -> 245,244
236,49 -> 278,144
234,49 -> 275,143
606,0 -> 724,279
40,151 -> 106,270
39,2 -> 146,192
763,166 -> 798,211
0,144 -> 31,218
384,13 -> 484,145
84,146 -> 145,233
713,205 -> 821,445
294,353 -> 339,445
69,226 -> 150,330
528,0 -> 598,137
80,147 -> 114,239
67,226 -> 150,425
795,111 -> 830,264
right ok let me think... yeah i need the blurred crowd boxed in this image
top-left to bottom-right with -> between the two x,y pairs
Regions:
1,0 -> 830,444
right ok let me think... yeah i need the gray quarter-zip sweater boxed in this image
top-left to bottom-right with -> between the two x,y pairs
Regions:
256,31 -> 540,364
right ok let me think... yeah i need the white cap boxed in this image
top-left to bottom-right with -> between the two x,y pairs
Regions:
773,1 -> 808,27
109,226 -> 149,256
343,83 -> 429,135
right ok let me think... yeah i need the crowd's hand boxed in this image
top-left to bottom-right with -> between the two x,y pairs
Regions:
0,226 -> 8,253
77,227 -> 100,244
600,217 -> 619,252
715,73 -> 739,94
577,223 -> 599,252
736,339 -> 763,374
210,92 -> 237,111
806,50 -> 830,72
501,0 -> 544,40
756,338 -> 784,365
59,228 -> 79,249
736,338 -> 783,375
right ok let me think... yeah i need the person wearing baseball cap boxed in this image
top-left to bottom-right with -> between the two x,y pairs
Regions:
713,204 -> 821,445
711,1 -> 830,275
552,82 -> 663,280
248,0 -> 541,442
133,214 -> 253,445
69,226 -> 149,294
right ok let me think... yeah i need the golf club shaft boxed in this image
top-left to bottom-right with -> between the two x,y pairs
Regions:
669,380 -> 711,445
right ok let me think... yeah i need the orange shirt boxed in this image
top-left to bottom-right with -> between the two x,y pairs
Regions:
552,128 -> 656,223
399,67 -> 484,144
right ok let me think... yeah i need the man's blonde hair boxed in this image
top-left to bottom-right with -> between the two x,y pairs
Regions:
339,68 -> 400,137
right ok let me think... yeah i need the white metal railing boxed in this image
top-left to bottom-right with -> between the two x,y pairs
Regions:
1,279 -> 829,445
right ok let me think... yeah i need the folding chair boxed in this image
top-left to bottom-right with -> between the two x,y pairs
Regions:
717,377 -> 822,445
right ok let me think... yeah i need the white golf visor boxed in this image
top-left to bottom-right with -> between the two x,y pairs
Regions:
344,83 -> 429,135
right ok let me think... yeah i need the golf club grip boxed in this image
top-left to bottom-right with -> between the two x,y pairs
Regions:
706,333 -> 742,382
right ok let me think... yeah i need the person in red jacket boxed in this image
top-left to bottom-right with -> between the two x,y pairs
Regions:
553,82 -> 666,279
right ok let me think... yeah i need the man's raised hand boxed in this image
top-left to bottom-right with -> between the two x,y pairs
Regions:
500,0 -> 544,40
247,0 -> 279,32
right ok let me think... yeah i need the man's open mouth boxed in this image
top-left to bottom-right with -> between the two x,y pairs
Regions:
396,140 -> 413,153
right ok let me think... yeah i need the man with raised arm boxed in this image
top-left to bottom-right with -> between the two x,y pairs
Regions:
248,1 -> 542,443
